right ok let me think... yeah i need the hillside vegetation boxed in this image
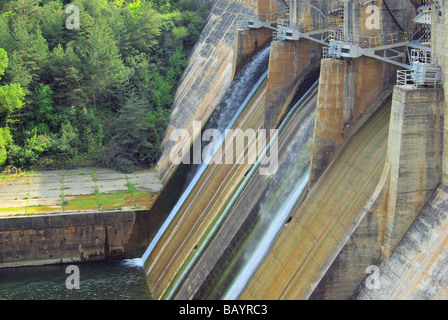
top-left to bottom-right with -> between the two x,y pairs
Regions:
0,0 -> 207,173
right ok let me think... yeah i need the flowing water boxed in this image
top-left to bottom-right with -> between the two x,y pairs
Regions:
0,47 -> 271,300
219,86 -> 318,300
183,45 -> 271,188
166,78 -> 318,299
141,46 -> 271,264
0,259 -> 151,300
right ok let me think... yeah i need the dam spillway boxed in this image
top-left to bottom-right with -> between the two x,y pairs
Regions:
142,45 -> 272,298
173,82 -> 318,300
3,0 -> 448,303
145,0 -> 448,301
242,98 -> 392,299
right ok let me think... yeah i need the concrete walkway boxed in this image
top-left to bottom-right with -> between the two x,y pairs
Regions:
0,167 -> 163,216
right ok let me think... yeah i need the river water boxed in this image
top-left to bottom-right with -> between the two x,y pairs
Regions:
0,258 -> 151,300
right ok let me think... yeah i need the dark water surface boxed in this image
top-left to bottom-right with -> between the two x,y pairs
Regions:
0,259 -> 152,300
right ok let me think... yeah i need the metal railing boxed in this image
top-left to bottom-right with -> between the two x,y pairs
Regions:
397,67 -> 442,88
367,32 -> 409,49
272,31 -> 282,42
297,18 -> 340,34
325,31 -> 408,50
328,30 -> 345,42
411,49 -> 433,64
397,69 -> 414,86
322,47 -> 331,59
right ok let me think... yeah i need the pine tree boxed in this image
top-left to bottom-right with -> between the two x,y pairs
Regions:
82,19 -> 130,109
35,0 -> 65,50
46,43 -> 83,107
6,18 -> 49,92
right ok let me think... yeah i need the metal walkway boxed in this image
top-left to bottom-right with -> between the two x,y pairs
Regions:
237,0 -> 442,89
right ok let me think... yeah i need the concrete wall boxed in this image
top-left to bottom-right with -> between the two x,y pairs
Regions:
290,0 -> 339,27
232,27 -> 273,77
344,0 -> 416,41
0,210 -> 154,268
355,184 -> 448,300
309,104 -> 392,300
349,1 -> 448,299
383,86 -> 444,258
309,57 -> 395,188
156,0 -> 256,184
257,0 -> 276,20
263,39 -> 321,129
309,85 -> 444,299
241,98 -> 390,299
433,0 -> 448,185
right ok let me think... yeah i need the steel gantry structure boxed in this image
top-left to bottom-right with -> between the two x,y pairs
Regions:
239,0 -> 442,88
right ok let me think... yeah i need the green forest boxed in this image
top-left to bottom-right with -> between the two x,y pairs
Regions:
0,0 -> 207,173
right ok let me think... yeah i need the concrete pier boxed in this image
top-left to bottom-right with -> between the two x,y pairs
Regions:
263,39 -> 321,129
309,57 -> 395,188
383,85 -> 444,258
232,27 -> 273,78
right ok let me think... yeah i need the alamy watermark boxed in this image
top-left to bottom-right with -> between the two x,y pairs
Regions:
65,265 -> 80,290
169,121 -> 279,176
365,5 -> 381,30
365,265 -> 381,290
65,4 -> 80,30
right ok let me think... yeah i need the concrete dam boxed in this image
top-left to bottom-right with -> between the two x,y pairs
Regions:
4,0 -> 446,301
0,0 -> 448,301
140,0 -> 448,300
136,0 -> 448,300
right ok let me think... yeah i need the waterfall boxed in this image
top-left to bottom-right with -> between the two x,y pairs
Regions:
141,46 -> 271,265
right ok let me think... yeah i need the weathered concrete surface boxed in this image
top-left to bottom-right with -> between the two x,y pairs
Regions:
433,0 -> 448,185
354,184 -> 448,300
257,0 -> 276,21
173,87 -> 317,300
383,86 -> 444,258
264,39 -> 321,129
343,0 -> 416,41
156,0 -> 257,184
283,0 -> 445,301
309,57 -> 395,188
308,85 -> 444,299
309,100 -> 392,300
232,27 -> 272,77
145,79 -> 268,300
0,168 -> 162,216
290,1 -> 339,27
241,97 -> 390,300
0,209 -> 154,268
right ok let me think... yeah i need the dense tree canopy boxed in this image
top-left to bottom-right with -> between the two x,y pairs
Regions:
0,0 -> 207,171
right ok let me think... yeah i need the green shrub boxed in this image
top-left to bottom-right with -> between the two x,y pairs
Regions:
0,127 -> 12,166
8,133 -> 48,167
